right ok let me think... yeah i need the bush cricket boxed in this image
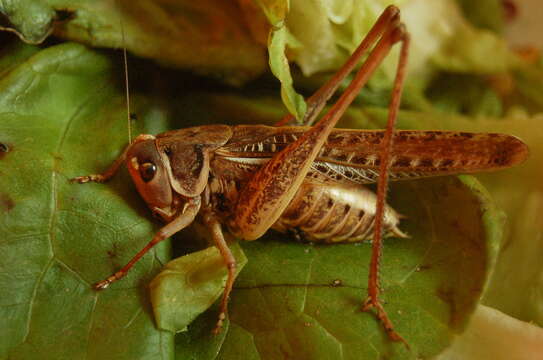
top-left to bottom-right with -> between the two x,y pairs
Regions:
71,5 -> 528,344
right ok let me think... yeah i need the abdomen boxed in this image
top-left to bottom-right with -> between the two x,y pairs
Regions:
272,182 -> 406,243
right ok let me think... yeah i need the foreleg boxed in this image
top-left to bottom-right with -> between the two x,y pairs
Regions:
94,197 -> 201,290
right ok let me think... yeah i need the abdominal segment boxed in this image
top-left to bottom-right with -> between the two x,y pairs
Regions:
273,182 -> 407,243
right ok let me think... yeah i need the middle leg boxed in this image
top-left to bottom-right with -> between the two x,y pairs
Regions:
202,213 -> 237,334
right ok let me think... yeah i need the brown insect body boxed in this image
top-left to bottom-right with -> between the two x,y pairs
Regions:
130,124 -> 527,243
72,5 -> 529,343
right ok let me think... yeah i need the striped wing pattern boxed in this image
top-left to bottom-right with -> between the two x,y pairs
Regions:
215,125 -> 528,185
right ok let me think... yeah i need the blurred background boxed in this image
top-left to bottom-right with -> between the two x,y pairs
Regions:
1,1 -> 542,359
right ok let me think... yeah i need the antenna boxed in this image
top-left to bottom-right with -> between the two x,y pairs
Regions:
118,2 -> 132,144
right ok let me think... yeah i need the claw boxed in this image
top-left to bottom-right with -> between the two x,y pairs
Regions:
212,312 -> 226,335
70,176 -> 89,183
70,174 -> 106,183
362,296 -> 409,348
93,278 -> 112,290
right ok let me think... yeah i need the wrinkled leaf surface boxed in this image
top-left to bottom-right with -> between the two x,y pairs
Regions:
0,43 -> 501,359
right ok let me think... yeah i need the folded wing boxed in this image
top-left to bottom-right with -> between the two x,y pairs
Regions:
216,125 -> 528,185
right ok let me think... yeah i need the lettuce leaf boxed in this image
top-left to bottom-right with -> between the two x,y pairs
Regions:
0,0 -> 267,84
437,305 -> 543,360
0,43 -> 502,359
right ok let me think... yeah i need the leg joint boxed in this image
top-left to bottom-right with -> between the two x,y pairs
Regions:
384,5 -> 400,18
390,23 -> 409,43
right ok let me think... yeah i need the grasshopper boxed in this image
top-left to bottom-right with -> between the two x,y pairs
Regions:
71,6 -> 528,343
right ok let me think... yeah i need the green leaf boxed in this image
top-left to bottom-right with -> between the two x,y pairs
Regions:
263,0 -> 513,119
0,0 -> 266,84
437,305 -> 543,360
174,309 -> 231,360
0,0 -> 55,44
426,73 -> 503,117
0,43 -> 502,359
354,106 -> 543,328
252,0 -> 289,26
150,243 -> 247,333
431,26 -> 510,74
212,176 -> 500,359
274,0 -> 509,79
268,26 -> 306,121
455,0 -> 505,33
512,61 -> 543,111
0,42 -> 173,360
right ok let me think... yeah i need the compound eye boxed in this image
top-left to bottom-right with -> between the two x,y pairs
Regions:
139,162 -> 157,182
